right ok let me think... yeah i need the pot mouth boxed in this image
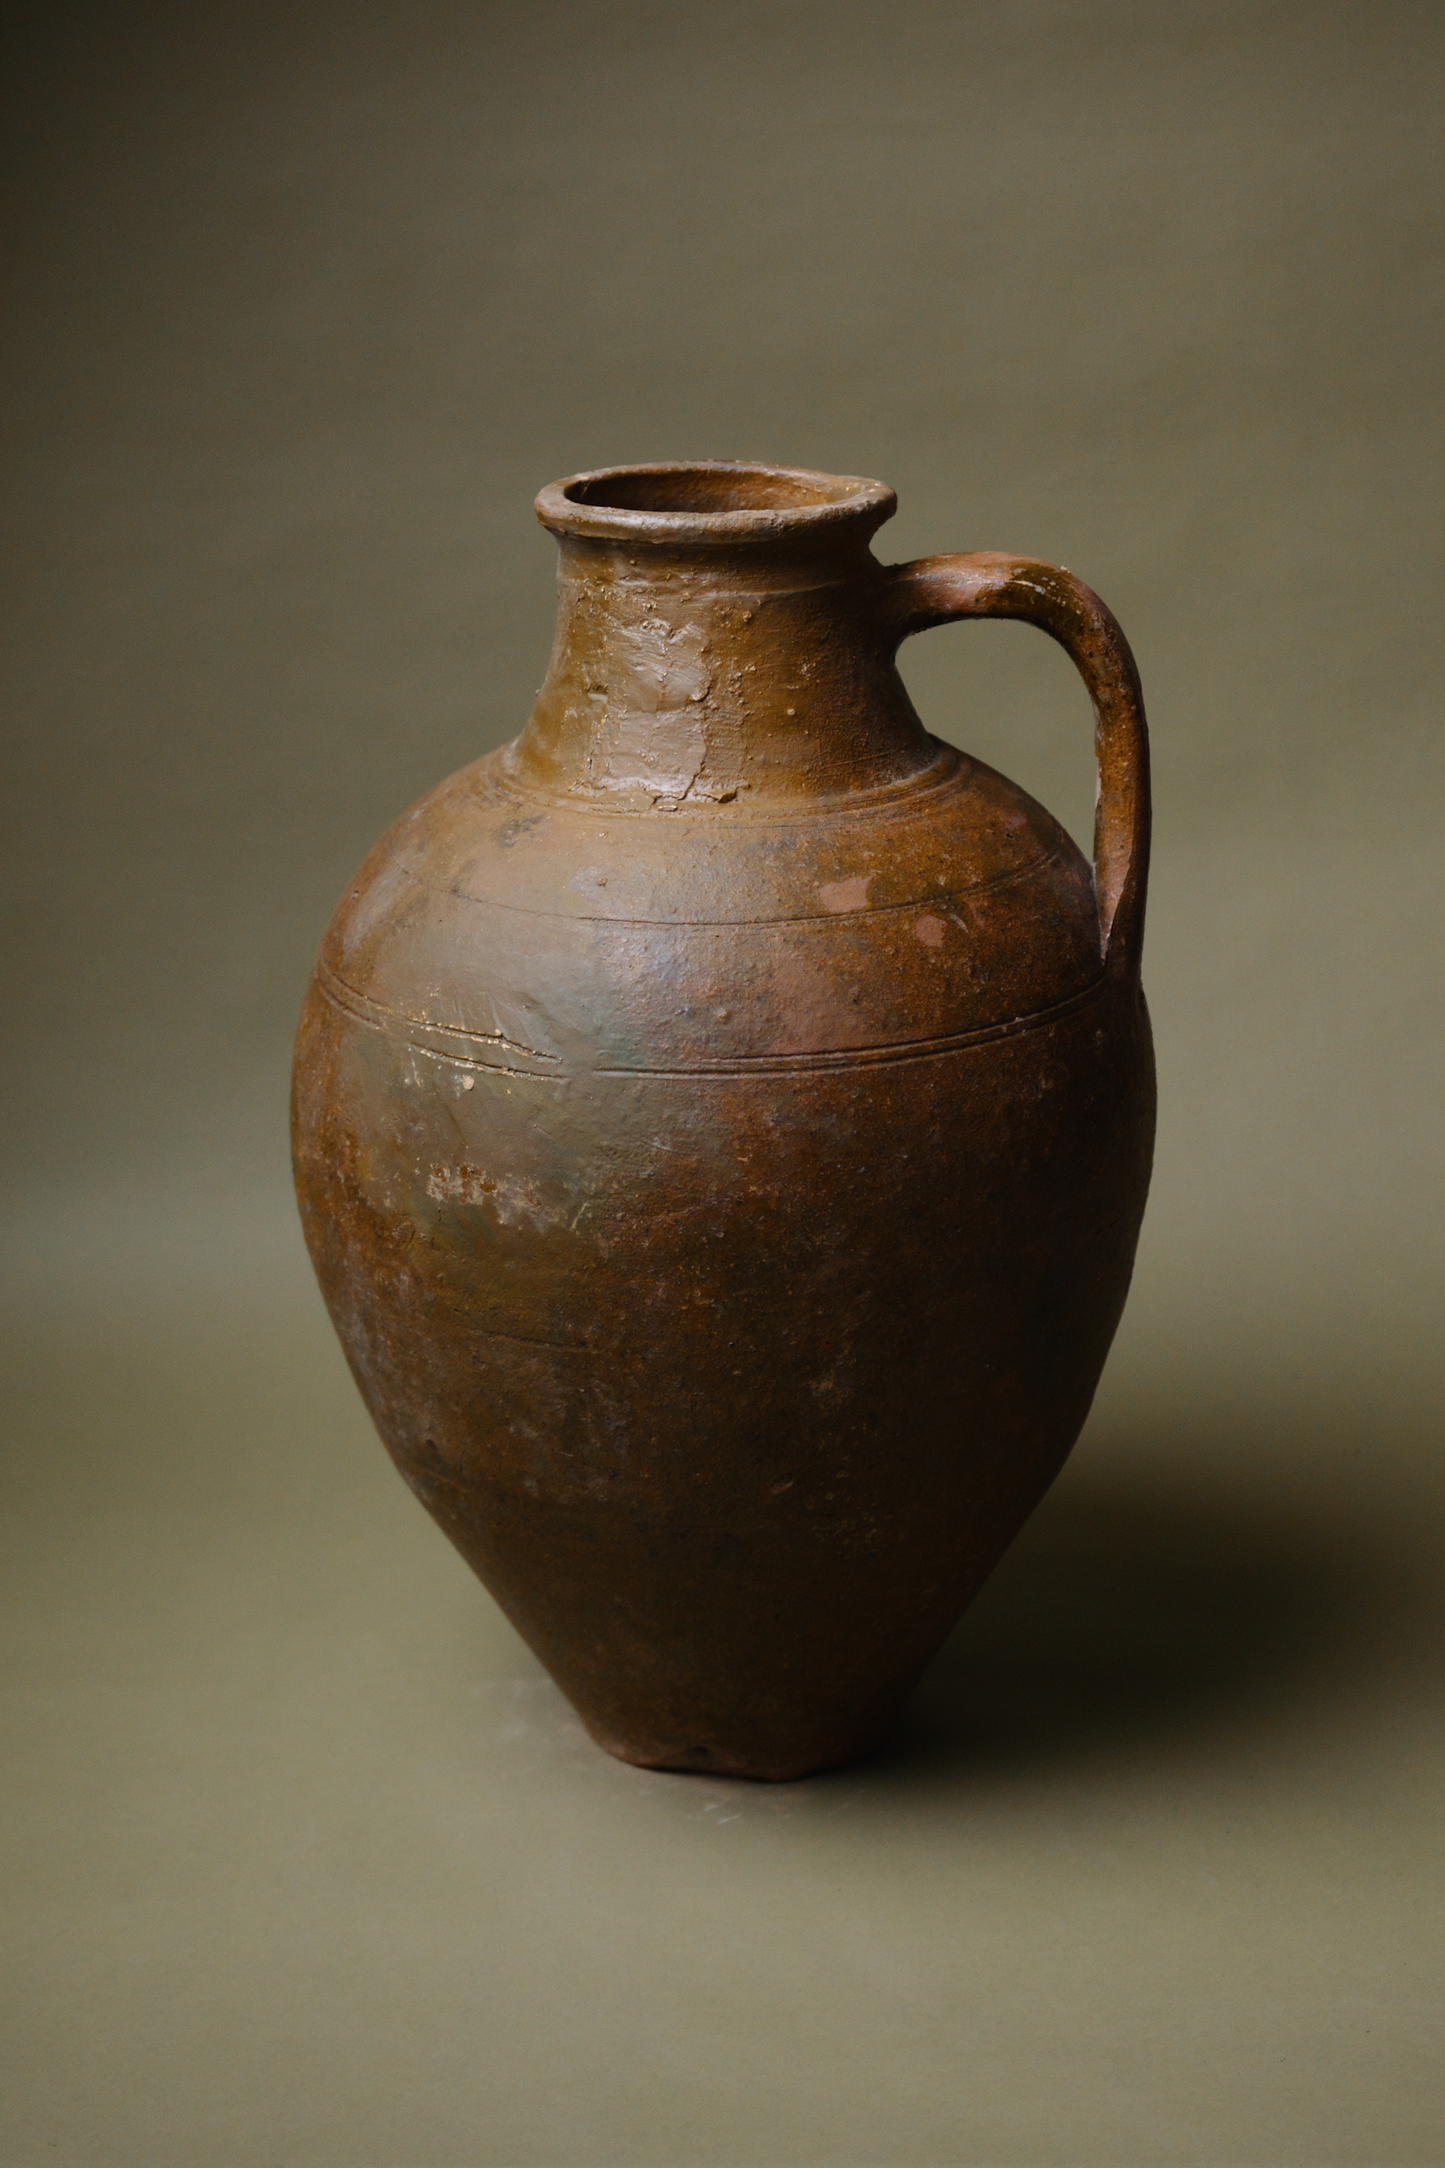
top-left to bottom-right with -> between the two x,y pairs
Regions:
536,461 -> 896,545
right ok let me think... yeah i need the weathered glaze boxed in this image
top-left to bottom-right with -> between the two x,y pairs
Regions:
292,462 -> 1155,1779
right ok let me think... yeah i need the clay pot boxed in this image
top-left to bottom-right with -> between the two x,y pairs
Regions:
292,462 -> 1154,1780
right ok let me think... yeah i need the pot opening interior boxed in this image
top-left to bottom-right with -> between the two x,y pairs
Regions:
563,466 -> 857,516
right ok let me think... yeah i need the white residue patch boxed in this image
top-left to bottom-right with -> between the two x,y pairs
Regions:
426,1164 -> 566,1231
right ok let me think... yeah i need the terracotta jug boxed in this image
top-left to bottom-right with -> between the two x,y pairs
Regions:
292,462 -> 1154,1780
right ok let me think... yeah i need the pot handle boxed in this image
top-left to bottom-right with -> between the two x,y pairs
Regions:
881,552 -> 1150,977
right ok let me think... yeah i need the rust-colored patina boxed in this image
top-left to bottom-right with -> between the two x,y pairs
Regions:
292,462 -> 1155,1780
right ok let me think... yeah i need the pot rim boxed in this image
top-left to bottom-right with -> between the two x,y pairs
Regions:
535,460 -> 897,545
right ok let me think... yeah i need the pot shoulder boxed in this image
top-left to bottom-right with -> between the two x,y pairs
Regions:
313,739 -> 1106,1075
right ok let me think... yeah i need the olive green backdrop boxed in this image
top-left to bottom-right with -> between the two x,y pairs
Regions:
3,3 -> 1442,2162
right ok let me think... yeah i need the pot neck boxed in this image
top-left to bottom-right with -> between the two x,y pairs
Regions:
502,464 -> 936,810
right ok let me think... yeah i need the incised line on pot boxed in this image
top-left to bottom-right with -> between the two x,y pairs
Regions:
315,963 -> 567,1081
316,956 -> 1106,1083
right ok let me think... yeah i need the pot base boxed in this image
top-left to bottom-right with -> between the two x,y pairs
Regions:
579,1712 -> 901,1784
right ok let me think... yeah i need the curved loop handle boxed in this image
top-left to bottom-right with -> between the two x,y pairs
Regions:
882,552 -> 1150,977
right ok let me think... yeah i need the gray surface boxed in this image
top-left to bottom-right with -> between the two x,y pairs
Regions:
3,3 -> 1443,2160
